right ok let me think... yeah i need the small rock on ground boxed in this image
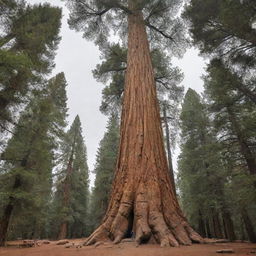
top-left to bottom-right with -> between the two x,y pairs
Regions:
216,249 -> 234,253
65,243 -> 74,248
56,240 -> 69,245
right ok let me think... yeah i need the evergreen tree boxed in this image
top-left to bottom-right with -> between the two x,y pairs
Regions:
90,115 -> 119,231
184,0 -> 256,66
203,60 -> 256,242
204,59 -> 256,179
52,115 -> 89,239
0,72 -> 68,245
0,1 -> 62,131
66,0 -> 202,246
178,89 -> 236,241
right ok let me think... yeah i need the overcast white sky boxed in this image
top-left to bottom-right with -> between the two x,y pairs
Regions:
27,0 -> 206,185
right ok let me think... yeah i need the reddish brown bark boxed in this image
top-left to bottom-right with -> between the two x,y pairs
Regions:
57,152 -> 74,240
86,5 -> 203,247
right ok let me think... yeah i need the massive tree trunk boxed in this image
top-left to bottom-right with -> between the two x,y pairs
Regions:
86,6 -> 202,247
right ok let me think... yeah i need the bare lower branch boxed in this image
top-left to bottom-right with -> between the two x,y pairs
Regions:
145,21 -> 175,43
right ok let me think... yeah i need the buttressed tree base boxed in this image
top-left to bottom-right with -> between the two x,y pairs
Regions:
84,2 -> 203,247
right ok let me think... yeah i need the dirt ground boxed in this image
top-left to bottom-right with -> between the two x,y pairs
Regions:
0,239 -> 255,256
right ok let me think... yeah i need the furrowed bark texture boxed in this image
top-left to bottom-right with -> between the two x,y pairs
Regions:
86,7 -> 203,247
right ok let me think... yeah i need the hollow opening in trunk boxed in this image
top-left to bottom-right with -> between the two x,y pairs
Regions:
124,209 -> 134,238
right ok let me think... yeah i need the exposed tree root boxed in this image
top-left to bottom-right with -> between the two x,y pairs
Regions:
85,185 -> 204,247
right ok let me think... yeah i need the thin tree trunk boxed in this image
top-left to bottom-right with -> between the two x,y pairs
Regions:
198,210 -> 206,237
163,104 -> 176,196
240,216 -> 246,241
222,209 -> 236,241
0,175 -> 21,246
0,203 -> 14,246
85,4 -> 202,247
57,148 -> 74,240
205,218 -> 212,238
0,129 -> 38,246
0,151 -> 30,246
211,209 -> 223,239
241,208 -> 256,242
58,222 -> 68,240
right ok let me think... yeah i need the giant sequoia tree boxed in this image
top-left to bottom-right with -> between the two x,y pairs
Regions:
66,0 -> 202,246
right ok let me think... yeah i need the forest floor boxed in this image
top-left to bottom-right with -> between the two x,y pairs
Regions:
0,239 -> 256,256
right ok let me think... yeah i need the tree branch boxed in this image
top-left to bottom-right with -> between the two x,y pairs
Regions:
145,21 -> 175,43
0,122 -> 14,134
101,66 -> 126,73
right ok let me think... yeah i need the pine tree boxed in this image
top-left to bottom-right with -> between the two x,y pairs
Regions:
90,115 -> 120,231
0,72 -> 68,245
183,0 -> 256,66
52,115 -> 89,239
178,89 -> 236,241
203,60 -> 256,242
0,2 -> 62,131
204,59 -> 256,179
66,0 -> 202,246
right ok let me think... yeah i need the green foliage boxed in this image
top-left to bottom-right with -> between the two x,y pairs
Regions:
0,72 -> 68,240
0,1 -> 62,132
51,115 -> 89,238
204,59 -> 256,196
66,0 -> 188,56
184,0 -> 256,66
179,64 -> 256,241
178,89 -> 226,234
90,115 -> 119,231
